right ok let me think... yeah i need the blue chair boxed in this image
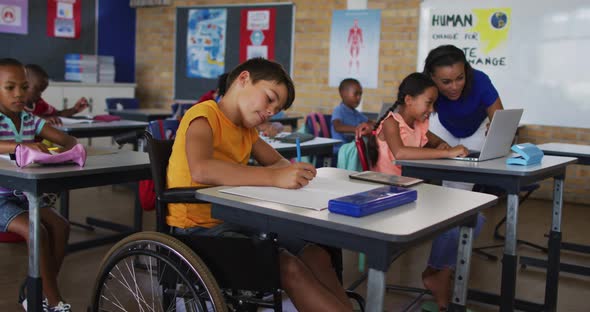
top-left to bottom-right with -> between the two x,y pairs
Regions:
170,103 -> 194,119
106,98 -> 139,110
148,119 -> 180,140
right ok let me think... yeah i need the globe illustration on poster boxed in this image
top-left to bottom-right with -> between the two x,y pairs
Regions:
490,12 -> 508,29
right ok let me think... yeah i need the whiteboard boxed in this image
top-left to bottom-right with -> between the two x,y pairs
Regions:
417,0 -> 590,128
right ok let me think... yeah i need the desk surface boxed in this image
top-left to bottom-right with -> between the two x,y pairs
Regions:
0,150 -> 149,181
538,143 -> 590,158
265,136 -> 341,150
58,120 -> 148,131
197,167 -> 497,243
396,155 -> 577,176
107,108 -> 172,115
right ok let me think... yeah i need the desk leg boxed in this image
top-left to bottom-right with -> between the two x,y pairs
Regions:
23,192 -> 43,312
366,268 -> 385,312
450,226 -> 474,312
500,194 -> 519,312
544,177 -> 563,312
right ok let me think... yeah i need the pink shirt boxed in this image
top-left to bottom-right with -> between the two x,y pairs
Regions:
373,112 -> 429,175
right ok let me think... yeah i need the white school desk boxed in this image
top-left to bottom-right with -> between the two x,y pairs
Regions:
196,167 -> 498,312
264,135 -> 341,159
57,119 -> 148,139
517,143 -> 590,277
270,113 -> 303,130
0,151 -> 151,312
396,155 -> 577,312
107,108 -> 172,122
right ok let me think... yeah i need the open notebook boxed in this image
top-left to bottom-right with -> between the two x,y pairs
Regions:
220,176 -> 382,211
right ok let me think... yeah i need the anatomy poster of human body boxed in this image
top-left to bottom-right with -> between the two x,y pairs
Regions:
329,9 -> 381,88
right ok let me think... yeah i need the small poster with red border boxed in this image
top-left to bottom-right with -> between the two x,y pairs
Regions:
47,0 -> 80,39
239,8 -> 275,62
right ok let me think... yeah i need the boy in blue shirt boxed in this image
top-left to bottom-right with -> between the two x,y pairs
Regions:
331,78 -> 374,155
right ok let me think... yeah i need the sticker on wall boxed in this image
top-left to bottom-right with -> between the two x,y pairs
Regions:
0,0 -> 28,35
239,8 -> 275,62
186,8 -> 227,79
47,0 -> 80,39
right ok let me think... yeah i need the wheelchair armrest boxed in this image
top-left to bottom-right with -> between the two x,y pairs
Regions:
160,187 -> 209,204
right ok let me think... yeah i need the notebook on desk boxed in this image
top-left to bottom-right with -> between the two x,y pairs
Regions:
349,171 -> 422,187
450,109 -> 523,162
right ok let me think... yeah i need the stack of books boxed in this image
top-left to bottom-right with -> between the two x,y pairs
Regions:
98,56 -> 116,83
65,54 -> 98,83
65,54 -> 116,83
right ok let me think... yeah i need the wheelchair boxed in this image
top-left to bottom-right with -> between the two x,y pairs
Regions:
90,133 -> 365,312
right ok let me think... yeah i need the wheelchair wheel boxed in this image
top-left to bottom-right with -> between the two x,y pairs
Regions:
91,231 -> 227,312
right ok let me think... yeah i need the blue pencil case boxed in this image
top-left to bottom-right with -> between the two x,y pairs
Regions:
328,186 -> 417,217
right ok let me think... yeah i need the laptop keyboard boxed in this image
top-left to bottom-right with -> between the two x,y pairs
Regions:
467,151 -> 481,158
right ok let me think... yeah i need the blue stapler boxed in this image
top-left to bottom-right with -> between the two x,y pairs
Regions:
506,143 -> 544,165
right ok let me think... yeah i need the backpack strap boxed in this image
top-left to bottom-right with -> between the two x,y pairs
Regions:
157,119 -> 166,139
316,113 -> 330,138
306,113 -> 321,137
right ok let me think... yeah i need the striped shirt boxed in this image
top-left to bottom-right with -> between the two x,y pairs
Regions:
0,111 -> 46,196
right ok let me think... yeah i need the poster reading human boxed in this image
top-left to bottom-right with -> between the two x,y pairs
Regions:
186,8 -> 227,79
239,8 -> 275,62
47,0 -> 80,39
0,0 -> 28,35
329,9 -> 381,88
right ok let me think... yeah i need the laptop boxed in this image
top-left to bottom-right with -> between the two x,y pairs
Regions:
450,109 -> 523,162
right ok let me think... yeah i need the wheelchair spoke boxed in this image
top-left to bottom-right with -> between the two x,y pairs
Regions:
93,233 -> 226,312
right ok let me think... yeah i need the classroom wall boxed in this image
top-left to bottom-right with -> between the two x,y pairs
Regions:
134,0 -> 590,205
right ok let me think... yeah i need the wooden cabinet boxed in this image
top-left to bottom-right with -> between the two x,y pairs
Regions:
46,82 -> 136,115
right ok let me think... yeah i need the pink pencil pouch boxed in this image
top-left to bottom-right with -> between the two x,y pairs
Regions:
15,143 -> 87,168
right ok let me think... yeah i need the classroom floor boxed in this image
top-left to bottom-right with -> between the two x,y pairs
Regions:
0,185 -> 589,311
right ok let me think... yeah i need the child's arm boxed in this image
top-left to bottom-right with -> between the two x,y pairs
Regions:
0,141 -> 51,154
382,118 -> 468,159
185,118 -> 316,189
332,119 -> 357,134
250,139 -> 291,168
58,97 -> 89,117
38,124 -> 78,151
425,131 -> 451,149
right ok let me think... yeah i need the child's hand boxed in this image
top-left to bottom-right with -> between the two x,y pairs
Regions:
22,142 -> 51,154
272,162 -> 317,189
447,145 -> 469,158
355,122 -> 372,139
436,142 -> 451,150
74,97 -> 89,113
44,116 -> 62,126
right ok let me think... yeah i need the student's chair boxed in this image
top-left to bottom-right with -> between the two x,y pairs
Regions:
355,136 -> 370,171
305,113 -> 333,167
171,103 -> 194,119
105,97 -> 139,110
0,232 -> 25,243
90,132 -> 284,311
148,119 -> 180,140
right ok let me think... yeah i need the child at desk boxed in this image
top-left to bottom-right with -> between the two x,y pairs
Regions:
0,59 -> 77,311
366,73 -> 484,311
24,64 -> 89,126
331,78 -> 374,155
167,57 -> 353,311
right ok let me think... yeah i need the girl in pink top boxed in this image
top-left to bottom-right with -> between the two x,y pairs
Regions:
368,73 -> 468,171
367,73 -> 480,311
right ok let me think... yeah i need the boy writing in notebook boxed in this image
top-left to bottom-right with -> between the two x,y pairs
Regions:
167,58 -> 353,311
